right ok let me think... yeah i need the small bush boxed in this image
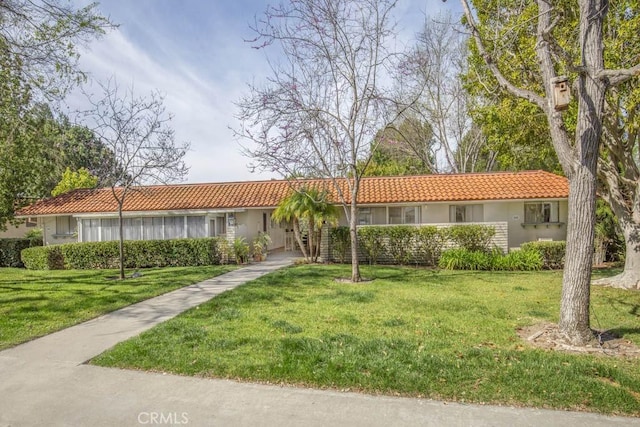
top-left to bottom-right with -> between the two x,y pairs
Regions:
520,241 -> 565,269
233,237 -> 250,265
386,226 -> 414,265
447,224 -> 496,252
414,226 -> 446,266
21,245 -> 64,270
358,227 -> 386,264
330,226 -> 351,263
0,237 -> 43,267
439,248 -> 492,270
439,247 -> 542,271
495,248 -> 543,271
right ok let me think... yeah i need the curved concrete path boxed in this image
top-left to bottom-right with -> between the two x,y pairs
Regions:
1,255 -> 638,426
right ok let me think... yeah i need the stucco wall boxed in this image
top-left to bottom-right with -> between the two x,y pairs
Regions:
42,216 -> 77,246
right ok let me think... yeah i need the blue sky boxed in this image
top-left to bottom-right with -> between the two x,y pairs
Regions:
70,0 -> 461,184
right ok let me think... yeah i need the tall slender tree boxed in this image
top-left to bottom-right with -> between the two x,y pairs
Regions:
236,0 -> 420,282
84,79 -> 190,280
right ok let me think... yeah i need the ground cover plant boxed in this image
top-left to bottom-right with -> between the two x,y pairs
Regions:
0,265 -> 235,350
93,265 -> 640,416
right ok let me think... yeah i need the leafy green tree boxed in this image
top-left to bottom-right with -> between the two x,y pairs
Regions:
51,167 -> 98,197
459,0 -> 640,344
0,0 -> 113,100
0,1 -> 112,227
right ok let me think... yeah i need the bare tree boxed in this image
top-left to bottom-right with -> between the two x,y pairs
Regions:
236,0 -> 418,282
459,0 -> 640,344
407,12 -> 485,173
84,79 -> 189,279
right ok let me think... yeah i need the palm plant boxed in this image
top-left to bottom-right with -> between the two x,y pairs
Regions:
272,187 -> 338,262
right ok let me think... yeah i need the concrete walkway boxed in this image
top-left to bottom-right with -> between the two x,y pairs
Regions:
1,256 -> 638,426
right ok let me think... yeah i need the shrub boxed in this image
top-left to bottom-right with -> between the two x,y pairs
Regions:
358,227 -> 386,264
439,247 -> 543,271
414,226 -> 446,266
330,226 -> 350,263
520,241 -> 566,269
21,238 -> 224,270
495,248 -> 543,271
447,224 -> 496,252
21,245 -> 64,270
439,248 -> 492,270
233,237 -> 250,265
386,226 -> 414,265
0,237 -> 43,267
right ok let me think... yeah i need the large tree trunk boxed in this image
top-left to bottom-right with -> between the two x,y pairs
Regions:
557,0 -> 608,345
559,169 -> 598,344
593,221 -> 640,289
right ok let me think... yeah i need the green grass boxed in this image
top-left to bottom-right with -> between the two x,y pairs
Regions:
0,265 -> 236,350
92,265 -> 640,415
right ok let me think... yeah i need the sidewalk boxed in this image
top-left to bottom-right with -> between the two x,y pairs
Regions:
1,255 -> 638,426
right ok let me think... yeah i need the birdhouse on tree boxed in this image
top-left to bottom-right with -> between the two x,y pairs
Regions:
551,76 -> 571,111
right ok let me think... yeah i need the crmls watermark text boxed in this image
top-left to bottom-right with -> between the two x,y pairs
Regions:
138,412 -> 189,425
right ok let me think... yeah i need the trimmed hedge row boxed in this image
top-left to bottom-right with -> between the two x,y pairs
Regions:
330,224 -> 497,266
21,238 -> 226,270
520,240 -> 566,269
0,238 -> 43,268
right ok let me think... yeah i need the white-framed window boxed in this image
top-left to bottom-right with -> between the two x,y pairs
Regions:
449,205 -> 483,223
524,202 -> 559,223
187,216 -> 206,238
358,208 -> 372,225
55,216 -> 76,235
388,206 -> 420,224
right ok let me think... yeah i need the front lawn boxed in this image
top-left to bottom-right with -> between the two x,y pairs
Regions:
92,265 -> 640,416
0,265 -> 236,350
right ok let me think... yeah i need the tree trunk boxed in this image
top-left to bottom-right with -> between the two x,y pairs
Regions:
118,206 -> 125,280
308,217 -> 316,263
292,218 -> 309,260
559,169 -> 597,344
593,222 -> 640,289
349,198 -> 361,282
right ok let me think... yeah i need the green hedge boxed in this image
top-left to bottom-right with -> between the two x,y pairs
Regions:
21,238 -> 224,270
520,241 -> 566,269
0,238 -> 43,268
438,248 -> 542,271
328,224 -> 498,266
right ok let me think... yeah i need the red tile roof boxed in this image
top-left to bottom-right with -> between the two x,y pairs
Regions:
17,171 -> 568,217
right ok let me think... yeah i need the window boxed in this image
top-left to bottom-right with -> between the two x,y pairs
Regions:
164,216 -> 185,239
358,208 -> 372,225
449,205 -> 483,223
524,202 -> 559,223
101,218 -> 119,241
56,216 -> 76,235
388,206 -> 420,224
187,216 -> 206,238
81,219 -> 99,242
217,216 -> 226,236
123,218 -> 143,240
143,217 -> 164,240
26,217 -> 37,228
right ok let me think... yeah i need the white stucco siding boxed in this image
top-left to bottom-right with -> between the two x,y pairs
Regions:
42,216 -> 77,246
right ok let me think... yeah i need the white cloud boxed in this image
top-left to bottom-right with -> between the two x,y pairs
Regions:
69,26 -> 275,184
